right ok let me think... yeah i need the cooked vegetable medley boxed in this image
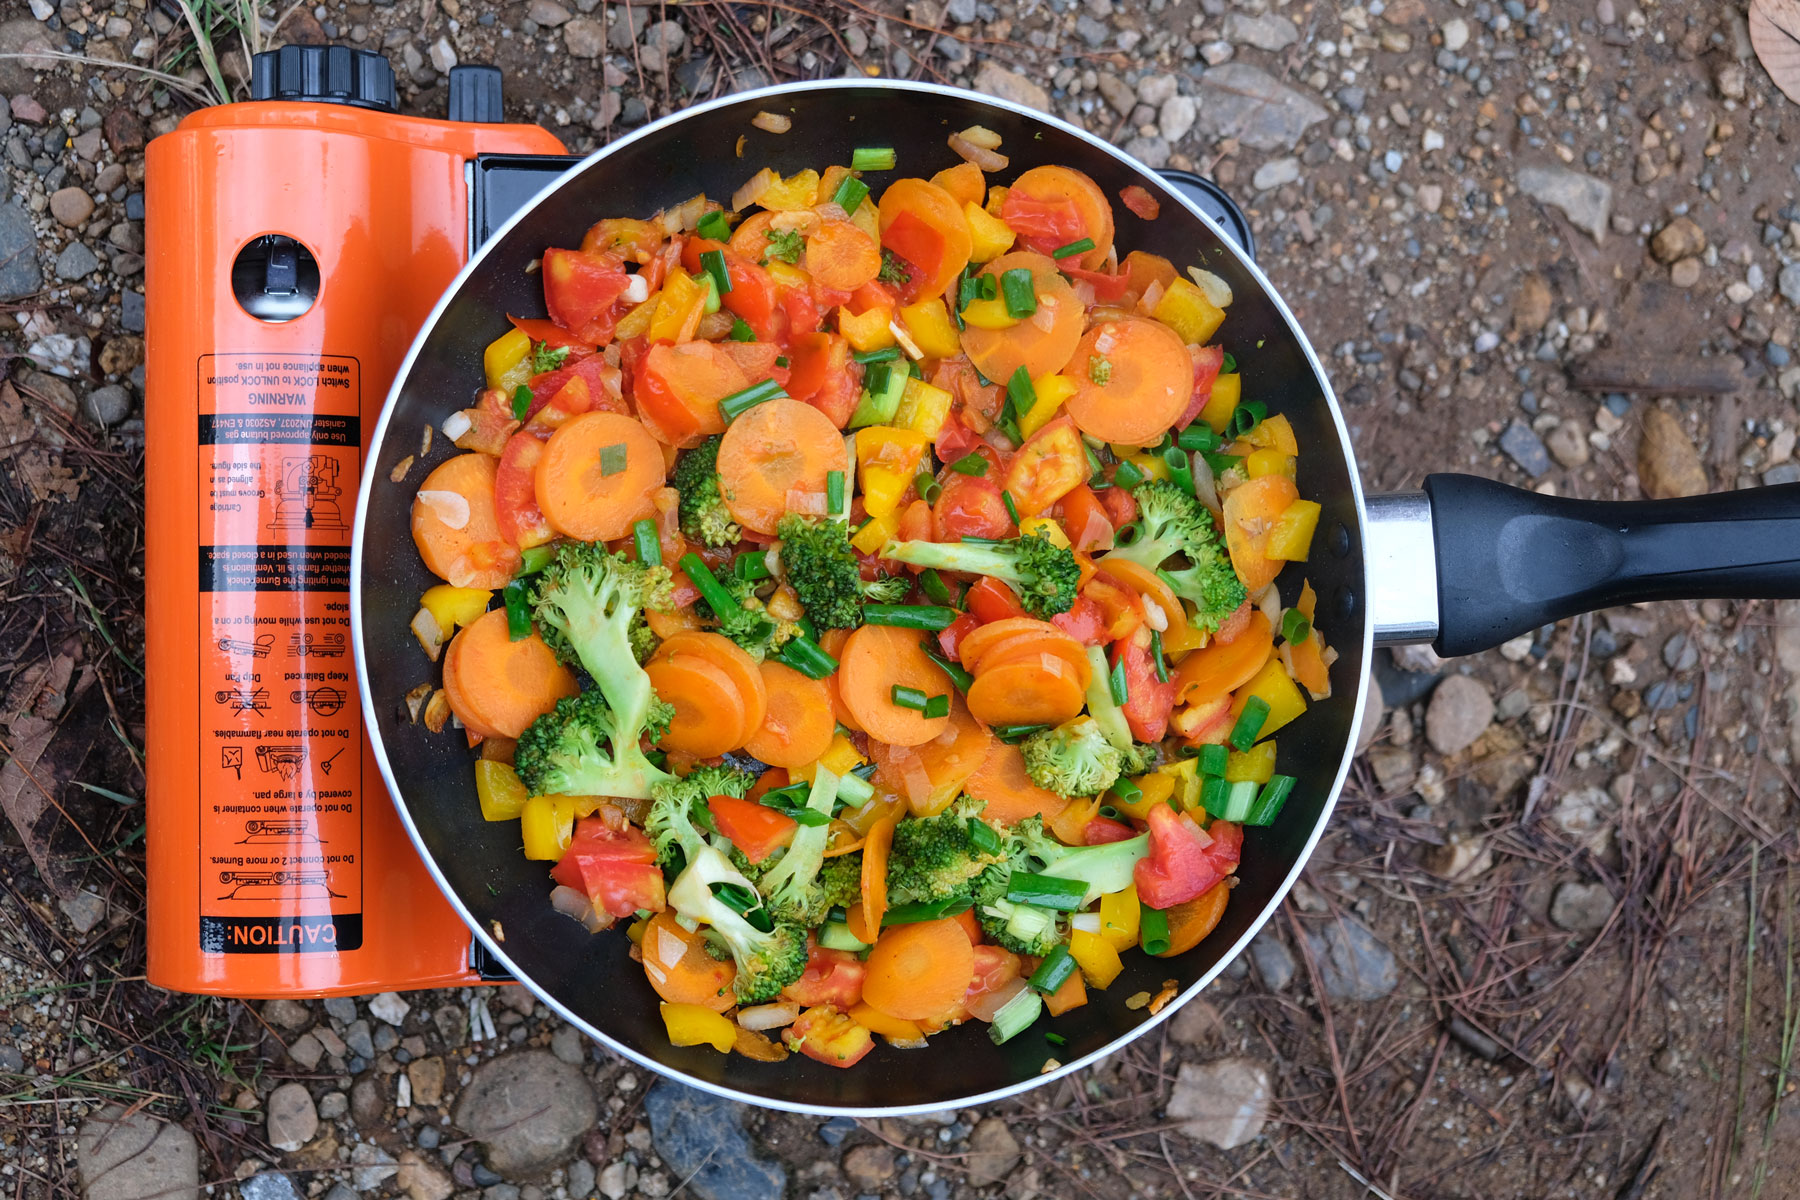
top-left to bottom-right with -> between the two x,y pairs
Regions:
411,125 -> 1334,1068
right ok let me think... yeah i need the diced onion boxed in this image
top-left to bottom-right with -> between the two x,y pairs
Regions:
1067,279 -> 1097,308
812,201 -> 849,223
887,1037 -> 931,1050
551,885 -> 612,933
1256,582 -> 1282,630
1028,299 -> 1058,333
948,132 -> 1008,172
737,1002 -> 801,1031
410,607 -> 445,661
1087,304 -> 1133,324
1094,328 -> 1117,356
752,110 -> 792,133
416,489 -> 471,529
1069,912 -> 1103,934
420,423 -> 433,457
654,924 -> 690,968
422,688 -> 451,733
786,489 -> 829,516
889,320 -> 924,360
404,681 -> 433,723
440,410 -> 473,442
771,209 -> 821,235
623,274 -> 650,304
1190,452 -> 1221,516
967,975 -> 1027,1024
895,747 -> 935,809
1180,811 -> 1213,846
1142,596 -> 1169,633
1187,267 -> 1233,308
957,124 -> 1004,150
1137,279 -> 1166,315
733,167 -> 780,212
388,454 -> 415,483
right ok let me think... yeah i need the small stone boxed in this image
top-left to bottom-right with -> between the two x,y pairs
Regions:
241,1173 -> 304,1200
567,1159 -> 596,1200
1122,135 -> 1171,169
1247,932 -> 1295,989
1424,835 -> 1493,880
49,186 -> 93,227
350,1077 -> 384,1128
1417,182 -> 1443,212
398,1151 -> 455,1200
843,1145 -> 898,1188
645,1080 -> 787,1200
1516,163 -> 1613,244
1168,998 -> 1225,1046
527,0 -> 570,25
1167,1059 -> 1272,1149
407,1055 -> 445,1107
58,888 -> 107,932
1200,40 -> 1235,64
317,1091 -> 347,1120
1195,63 -> 1328,152
1305,917 -> 1399,1001
103,106 -> 145,153
286,1031 -> 324,1070
1367,744 -> 1417,793
1159,94 -> 1197,143
78,1106 -> 200,1200
428,36 -> 456,73
1425,674 -> 1494,756
1550,881 -> 1615,932
1096,72 -> 1135,115
0,203 -> 44,300
1638,408 -> 1707,499
350,1143 -> 399,1191
324,997 -> 356,1025
1251,157 -> 1300,191
973,61 -> 1051,112
55,240 -> 101,281
456,1051 -> 598,1176
598,1161 -> 637,1198
1137,73 -> 1179,108
1546,420 -> 1589,467
965,1119 -> 1022,1187
98,334 -> 144,376
1512,272 -> 1553,333
10,94 -> 46,123
1498,419 -> 1552,477
563,17 -> 605,57
1441,17 -> 1470,51
344,1019 -> 374,1059
1224,11 -> 1299,50
1650,216 -> 1706,264
551,1023 -> 586,1065
368,991 -> 411,1026
1779,262 -> 1800,306
266,1082 -> 319,1152
1670,257 -> 1702,288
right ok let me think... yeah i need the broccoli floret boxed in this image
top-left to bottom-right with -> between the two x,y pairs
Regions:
1014,815 -> 1151,907
694,566 -> 793,661
514,691 -> 673,801
861,572 -> 911,605
777,516 -> 906,630
645,766 -> 758,872
1121,741 -> 1160,776
1105,481 -> 1246,632
880,532 -> 1079,618
820,852 -> 862,910
670,436 -> 741,547
666,844 -> 808,1003
978,897 -> 1065,957
1021,718 -> 1123,799
752,768 -> 842,925
629,612 -> 658,664
887,797 -> 1009,905
528,543 -> 677,798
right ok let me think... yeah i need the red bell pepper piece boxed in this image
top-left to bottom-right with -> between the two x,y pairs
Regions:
1084,815 -> 1138,845
937,612 -> 982,661
1133,806 -> 1242,910
1058,262 -> 1134,303
706,794 -> 797,864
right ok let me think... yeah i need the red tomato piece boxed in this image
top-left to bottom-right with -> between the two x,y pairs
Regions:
965,576 -> 1029,624
1004,416 -> 1086,518
1119,185 -> 1161,221
783,946 -> 867,1009
880,211 -> 946,304
932,474 -> 1014,543
896,497 -> 934,546
507,314 -> 595,352
1058,483 -> 1115,553
786,1005 -> 876,1068
543,248 -> 630,334
706,794 -> 797,864
1050,595 -> 1108,645
1085,816 -> 1138,845
960,944 -> 1023,1020
1175,345 -> 1226,430
848,279 -> 899,316
1082,572 -> 1145,642
1097,483 -> 1138,529
1000,189 -> 1086,249
785,332 -> 862,428
777,284 -> 820,343
1133,806 -> 1242,910
550,820 -> 666,917
527,353 -> 626,419
1059,263 -> 1134,303
494,432 -> 554,549
934,410 -> 983,465
937,612 -> 982,661
1114,638 -> 1176,742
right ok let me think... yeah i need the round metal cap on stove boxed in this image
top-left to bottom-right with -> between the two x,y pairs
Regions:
250,45 -> 397,112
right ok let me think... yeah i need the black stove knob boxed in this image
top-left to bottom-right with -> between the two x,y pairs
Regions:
249,45 -> 397,113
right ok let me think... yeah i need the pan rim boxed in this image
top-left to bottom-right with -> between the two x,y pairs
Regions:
352,76 -> 1375,1116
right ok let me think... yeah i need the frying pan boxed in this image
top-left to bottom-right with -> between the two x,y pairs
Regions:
352,80 -> 1800,1114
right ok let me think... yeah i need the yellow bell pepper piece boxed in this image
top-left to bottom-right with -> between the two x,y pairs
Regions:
483,327 -> 533,393
764,259 -> 811,290
1244,448 -> 1296,479
474,759 -> 530,822
1224,740 -> 1278,785
849,1002 -> 924,1042
1154,278 -> 1227,346
1111,771 -> 1175,821
838,305 -> 896,353
1069,928 -> 1124,989
1241,413 -> 1298,455
758,169 -> 822,211
1017,374 -> 1077,440
894,378 -> 953,440
659,1003 -> 738,1053
520,793 -> 576,860
793,734 -> 867,784
614,293 -> 660,340
849,193 -> 881,241
1200,373 -> 1241,434
899,299 -> 961,359
626,915 -> 649,945
1018,516 -> 1071,548
959,296 -> 1018,330
1267,500 -> 1322,562
856,427 -> 930,521
851,509 -> 897,554
421,585 -> 492,633
1124,451 -> 1171,483
964,201 -> 1016,262
985,185 -> 1010,217
1099,886 -> 1141,952
649,269 -> 704,344
1231,658 -> 1307,741
1157,757 -> 1203,811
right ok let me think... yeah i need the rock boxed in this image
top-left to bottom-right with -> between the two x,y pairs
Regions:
103,107 -> 145,154
398,1151 -> 456,1200
1777,601 -> 1800,760
550,1023 -> 586,1065
1638,408 -> 1707,499
1252,157 -> 1300,191
266,1081 -> 319,1151
350,1143 -> 399,1191
1670,257 -> 1702,288
98,334 -> 143,376
1498,418 -> 1551,477
1516,163 -> 1612,244
1366,744 -> 1416,793
1417,183 -> 1443,211
407,1055 -> 446,1107
343,1019 -> 374,1059
1546,420 -> 1590,467
1137,73 -> 1179,108
455,1051 -> 598,1176
80,384 -> 131,427
1424,835 -> 1493,880
1425,674 -> 1494,756
1552,786 -> 1615,857
0,19 -> 59,93
1779,262 -> 1800,307
1196,65 -> 1328,152
1512,272 -> 1553,333
1356,683 -> 1385,755
1550,881 -> 1615,932
0,202 -> 43,300
1096,72 -> 1135,115
49,187 -> 94,228
645,1080 -> 787,1200
642,19 -> 685,54
286,1032 -> 324,1070
563,17 -> 605,57
598,1161 -> 638,1198
842,1144 -> 897,1188
56,241 -> 101,281
428,36 -> 457,74
10,93 -> 46,123
1304,917 -> 1398,1002
262,998 -> 312,1031
59,888 -> 107,932
1247,932 -> 1295,989
1200,39 -> 1235,64
78,1105 -> 200,1200
351,1076 -> 385,1128
568,1159 -> 597,1199
1441,17 -> 1470,51
241,1172 -> 304,1200
965,1118 -> 1022,1187
369,991 -> 411,1026
527,0 -> 571,25
1122,135 -> 1171,169
1167,1059 -> 1271,1149
1224,11 -> 1299,50
973,61 -> 1051,113
1651,216 -> 1706,263
1159,94 -> 1197,143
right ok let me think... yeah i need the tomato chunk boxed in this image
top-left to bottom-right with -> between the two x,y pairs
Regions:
1114,637 -> 1176,741
1175,345 -> 1226,430
783,945 -> 867,1009
933,474 -> 1014,543
494,432 -> 555,549
706,794 -> 797,864
786,1005 -> 876,1068
785,332 -> 862,428
1004,416 -> 1086,519
1133,806 -> 1242,910
550,820 -> 666,917
965,576 -> 1029,624
543,248 -> 630,334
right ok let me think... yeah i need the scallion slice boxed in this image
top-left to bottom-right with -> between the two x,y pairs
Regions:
777,633 -> 839,679
1149,630 -> 1168,681
832,174 -> 870,215
915,471 -> 943,504
1197,743 -> 1229,778
994,723 -> 1049,742
699,248 -> 733,295
882,895 -> 974,925
1002,489 -> 1021,526
949,452 -> 990,476
826,469 -> 845,514
1000,267 -> 1038,317
511,384 -> 533,420
1138,905 -> 1171,955
1005,873 -> 1089,910
919,568 -> 954,607
719,378 -> 786,421
1230,696 -> 1270,751
988,985 -> 1043,1044
852,345 -> 900,364
1029,945 -> 1078,993
502,580 -> 532,641
1052,237 -> 1095,260
1281,608 -> 1313,644
891,685 -> 932,712
598,442 -> 629,477
728,317 -> 756,341
1246,775 -> 1296,825
632,518 -> 661,566
863,604 -> 956,631
851,146 -> 896,171
918,641 -> 975,692
695,209 -> 731,242
1108,657 -> 1128,706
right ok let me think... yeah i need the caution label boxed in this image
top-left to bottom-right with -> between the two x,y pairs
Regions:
196,353 -> 364,952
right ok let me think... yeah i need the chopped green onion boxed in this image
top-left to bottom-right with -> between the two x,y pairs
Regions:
696,209 -> 731,242
1177,424 -> 1220,452
698,273 -> 720,315
1161,444 -> 1195,496
1221,351 -> 1237,373
892,685 -> 932,712
1109,776 -> 1143,805
851,146 -> 897,171
1200,775 -> 1231,815
951,269 -> 969,330
1001,267 -> 1038,317
988,985 -> 1043,1044
863,604 -> 956,631
853,346 -> 901,365
968,818 -> 1001,855
1083,441 -> 1105,478
1149,630 -> 1168,682
598,442 -> 629,477
1230,696 -> 1270,751
1113,459 -> 1146,489
919,569 -> 955,607
1005,873 -> 1089,910
1138,906 -> 1171,955
775,355 -> 790,368
831,173 -> 870,215
1052,237 -> 1096,260
511,384 -> 533,420
1029,945 -> 1078,992
1201,451 -> 1243,476
734,551 -> 771,582
918,641 -> 975,692
923,693 -> 950,719
1097,804 -> 1121,821
719,378 -> 786,421
819,921 -> 870,952
1044,1030 -> 1067,1046
1215,779 -> 1259,822
949,452 -> 990,476
711,880 -> 760,915
777,633 -> 839,679
680,553 -> 741,617
699,248 -> 733,295
1109,657 -> 1128,706
728,317 -> 756,341
1002,490 -> 1021,526
515,544 -> 557,577
994,723 -> 1049,742
632,518 -> 662,566
827,470 -> 845,514
1197,743 -> 1229,778
1246,774 -> 1296,825
882,895 -> 974,925
1281,608 -> 1313,644
502,580 -> 532,641
1230,400 -> 1268,438
915,471 -> 943,504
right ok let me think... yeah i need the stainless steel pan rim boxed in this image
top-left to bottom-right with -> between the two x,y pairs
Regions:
351,76 -> 1375,1116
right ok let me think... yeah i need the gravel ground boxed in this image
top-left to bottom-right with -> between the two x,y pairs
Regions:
4,0 -> 1800,1197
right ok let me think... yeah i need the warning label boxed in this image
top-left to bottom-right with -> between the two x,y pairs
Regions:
196,353 -> 364,953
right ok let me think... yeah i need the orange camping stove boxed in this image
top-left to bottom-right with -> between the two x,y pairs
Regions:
143,47 -> 575,996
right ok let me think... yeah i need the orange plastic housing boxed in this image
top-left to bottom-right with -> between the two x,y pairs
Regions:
144,102 -> 564,996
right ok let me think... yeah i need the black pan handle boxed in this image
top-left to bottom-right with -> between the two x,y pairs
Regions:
1404,475 -> 1800,656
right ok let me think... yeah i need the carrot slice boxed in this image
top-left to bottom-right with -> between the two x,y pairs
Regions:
727,211 -> 776,261
743,660 -> 837,768
965,653 -> 1086,728
645,653 -> 748,756
1171,612 -> 1273,707
1222,475 -> 1301,594
1153,880 -> 1230,957
805,219 -> 882,292
1006,165 -> 1115,270
877,178 -> 973,302
962,741 -> 1069,827
412,453 -> 523,589
642,910 -> 737,1011
652,631 -> 768,737
863,918 -> 977,1021
716,398 -> 850,535
956,616 -> 1060,669
838,623 -> 954,747
441,608 -> 579,739
1043,968 -> 1088,1016
869,694 -> 994,817
818,627 -> 863,732
965,630 -> 1091,687
533,411 -> 665,541
930,161 -> 986,208
849,813 -> 896,944
1064,318 -> 1193,446
959,251 -> 1086,385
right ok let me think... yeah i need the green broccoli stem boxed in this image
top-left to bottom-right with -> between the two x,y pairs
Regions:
1031,830 -> 1151,906
1083,645 -> 1135,755
757,767 -> 838,910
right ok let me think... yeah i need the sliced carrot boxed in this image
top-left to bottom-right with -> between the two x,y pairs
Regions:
965,653 -> 1086,728
653,631 -> 769,737
863,918 -> 977,1021
805,219 -> 882,292
956,616 -> 1060,669
1006,165 -> 1115,270
633,341 -> 756,447
1064,318 -> 1193,446
1153,880 -> 1229,957
645,654 -> 748,756
1043,967 -> 1088,1016
642,910 -> 736,1011
838,623 -> 954,747
962,741 -> 1068,826
818,627 -> 863,732
727,211 -> 776,261
877,177 -> 973,302
952,907 -> 983,946
1171,612 -> 1273,707
869,694 -> 994,817
534,411 -> 665,542
644,605 -> 704,641
441,609 -> 579,740
412,453 -> 523,589
743,660 -> 837,768
1222,475 -> 1301,593
848,813 -> 896,944
716,398 -> 850,535
1290,632 -> 1332,698
967,630 -> 1092,688
930,161 -> 987,208
959,252 -> 1085,385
